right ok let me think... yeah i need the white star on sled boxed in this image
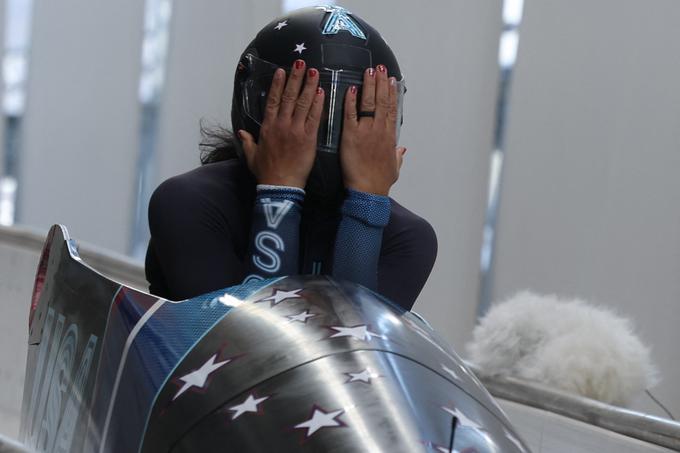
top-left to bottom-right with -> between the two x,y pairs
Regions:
173,353 -> 231,400
345,368 -> 381,384
294,407 -> 345,437
441,405 -> 485,431
329,324 -> 385,341
274,20 -> 288,30
287,309 -> 317,323
228,393 -> 270,420
257,288 -> 303,306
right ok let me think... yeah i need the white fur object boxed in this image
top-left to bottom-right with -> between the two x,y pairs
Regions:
466,291 -> 658,406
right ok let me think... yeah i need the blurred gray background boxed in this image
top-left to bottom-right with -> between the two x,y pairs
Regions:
0,0 -> 678,437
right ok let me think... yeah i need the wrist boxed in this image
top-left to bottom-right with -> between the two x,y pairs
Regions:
256,184 -> 306,195
342,189 -> 391,227
345,181 -> 390,196
257,176 -> 306,189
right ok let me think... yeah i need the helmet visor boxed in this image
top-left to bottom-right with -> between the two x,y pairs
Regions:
240,53 -> 405,154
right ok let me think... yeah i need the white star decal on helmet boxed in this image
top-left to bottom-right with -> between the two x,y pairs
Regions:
293,42 -> 307,54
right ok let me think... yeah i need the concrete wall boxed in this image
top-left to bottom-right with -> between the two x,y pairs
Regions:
0,1 -> 5,176
0,242 -> 37,439
492,0 -> 680,418
17,0 -> 145,253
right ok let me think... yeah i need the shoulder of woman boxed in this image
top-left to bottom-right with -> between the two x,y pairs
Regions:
149,160 -> 251,219
388,198 -> 436,233
385,198 -> 438,254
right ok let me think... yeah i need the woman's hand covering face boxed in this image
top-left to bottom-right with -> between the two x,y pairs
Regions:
239,59 -> 325,188
340,65 -> 406,196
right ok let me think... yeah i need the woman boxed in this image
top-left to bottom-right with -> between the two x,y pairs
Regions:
145,6 -> 437,310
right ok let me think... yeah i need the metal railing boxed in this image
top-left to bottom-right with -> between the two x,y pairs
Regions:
468,364 -> 680,451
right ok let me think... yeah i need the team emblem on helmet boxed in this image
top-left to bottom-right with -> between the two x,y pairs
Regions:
316,5 -> 367,40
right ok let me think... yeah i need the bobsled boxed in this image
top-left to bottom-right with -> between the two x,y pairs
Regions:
19,224 -> 530,452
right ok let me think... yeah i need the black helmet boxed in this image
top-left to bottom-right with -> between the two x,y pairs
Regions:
231,5 -> 405,205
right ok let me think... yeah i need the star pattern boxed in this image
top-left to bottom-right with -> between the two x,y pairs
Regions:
257,288 -> 303,306
345,368 -> 381,384
441,364 -> 460,380
287,309 -> 317,323
294,407 -> 345,437
228,393 -> 270,420
441,405 -> 485,431
173,353 -> 231,400
328,324 -> 384,341
293,42 -> 307,54
274,20 -> 288,30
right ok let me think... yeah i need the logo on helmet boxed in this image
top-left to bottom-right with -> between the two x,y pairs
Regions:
316,5 -> 366,40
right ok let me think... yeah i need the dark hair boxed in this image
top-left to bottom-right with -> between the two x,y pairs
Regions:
199,119 -> 242,164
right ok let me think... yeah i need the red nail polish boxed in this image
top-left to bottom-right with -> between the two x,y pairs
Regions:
350,85 -> 357,94
295,59 -> 304,69
377,64 -> 386,73
308,68 -> 318,78
368,68 -> 375,77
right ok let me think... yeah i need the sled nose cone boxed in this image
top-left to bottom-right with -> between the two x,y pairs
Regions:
142,276 -> 530,452
171,350 -> 526,452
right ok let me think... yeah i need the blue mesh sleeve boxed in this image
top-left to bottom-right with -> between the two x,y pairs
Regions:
243,185 -> 304,283
332,189 -> 391,290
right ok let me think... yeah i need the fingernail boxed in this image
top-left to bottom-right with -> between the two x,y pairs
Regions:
317,87 -> 324,95
368,68 -> 375,77
403,147 -> 408,155
308,68 -> 318,78
274,68 -> 284,79
377,64 -> 386,73
390,77 -> 397,86
295,59 -> 304,69
350,85 -> 357,94
237,130 -> 244,140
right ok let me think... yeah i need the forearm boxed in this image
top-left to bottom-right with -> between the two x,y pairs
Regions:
244,185 -> 304,283
332,189 -> 391,290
